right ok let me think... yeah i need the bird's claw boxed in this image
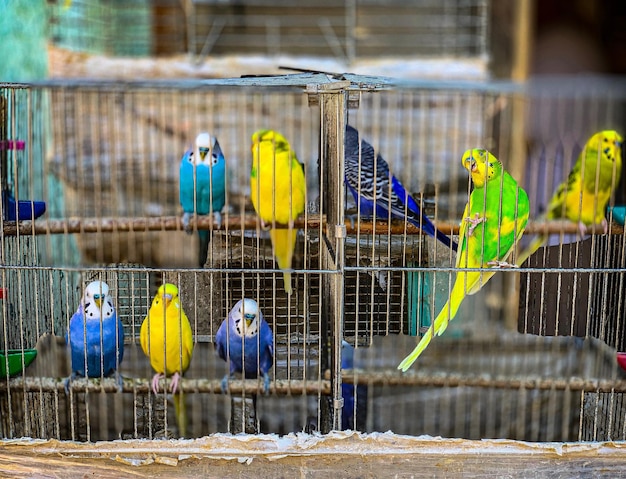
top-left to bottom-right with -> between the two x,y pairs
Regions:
258,219 -> 271,231
487,260 -> 518,269
212,211 -> 223,230
220,375 -> 231,394
64,372 -> 79,394
151,373 -> 164,395
466,213 -> 484,236
262,373 -> 271,395
346,214 -> 358,231
114,371 -> 124,393
169,372 -> 181,395
182,212 -> 193,235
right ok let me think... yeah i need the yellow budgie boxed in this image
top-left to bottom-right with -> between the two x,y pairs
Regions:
517,130 -> 622,265
398,149 -> 529,372
140,283 -> 194,436
250,129 -> 306,295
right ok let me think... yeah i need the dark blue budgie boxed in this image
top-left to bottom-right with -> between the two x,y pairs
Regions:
344,124 -> 457,251
216,298 -> 274,394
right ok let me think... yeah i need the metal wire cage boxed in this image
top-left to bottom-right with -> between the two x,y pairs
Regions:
0,74 -> 625,443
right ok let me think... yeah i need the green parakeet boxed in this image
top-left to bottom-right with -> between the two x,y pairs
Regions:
398,149 -> 530,372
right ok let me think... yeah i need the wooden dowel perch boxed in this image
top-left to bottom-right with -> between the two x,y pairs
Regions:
2,215 -> 623,237
3,373 -> 626,394
335,371 -> 626,393
0,377 -> 330,395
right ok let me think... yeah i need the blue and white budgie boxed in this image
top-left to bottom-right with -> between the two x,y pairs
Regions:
179,132 -> 227,267
215,298 -> 274,394
344,125 -> 458,251
341,340 -> 368,431
65,281 -> 124,391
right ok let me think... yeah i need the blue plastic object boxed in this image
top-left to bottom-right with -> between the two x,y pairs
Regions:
609,206 -> 625,226
2,190 -> 46,221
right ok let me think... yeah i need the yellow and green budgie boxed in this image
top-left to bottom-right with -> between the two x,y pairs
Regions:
140,283 -> 194,437
398,149 -> 530,372
250,129 -> 306,295
517,130 -> 622,265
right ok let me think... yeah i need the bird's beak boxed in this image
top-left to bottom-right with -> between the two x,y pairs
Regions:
93,295 -> 102,309
199,147 -> 209,161
244,313 -> 255,327
162,293 -> 173,305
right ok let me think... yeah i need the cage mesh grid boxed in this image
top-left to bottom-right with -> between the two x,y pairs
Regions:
0,76 -> 625,443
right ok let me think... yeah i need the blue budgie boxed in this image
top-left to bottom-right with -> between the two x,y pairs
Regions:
65,281 -> 124,391
344,125 -> 458,251
216,298 -> 274,394
179,132 -> 227,266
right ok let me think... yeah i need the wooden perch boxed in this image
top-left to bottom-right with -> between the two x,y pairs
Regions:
336,371 -> 626,393
4,372 -> 624,395
2,215 -> 622,237
0,376 -> 331,396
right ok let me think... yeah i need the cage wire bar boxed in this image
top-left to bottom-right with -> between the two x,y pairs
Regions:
0,74 -> 626,443
47,0 -> 489,62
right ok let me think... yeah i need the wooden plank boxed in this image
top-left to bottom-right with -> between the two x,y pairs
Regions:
1,435 -> 626,478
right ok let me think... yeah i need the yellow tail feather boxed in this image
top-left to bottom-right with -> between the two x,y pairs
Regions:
516,234 -> 547,267
398,274 -> 470,372
173,391 -> 187,438
397,302 -> 454,372
270,227 -> 298,294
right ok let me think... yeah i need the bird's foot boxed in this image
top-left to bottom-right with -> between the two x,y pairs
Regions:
151,373 -> 164,395
487,260 -> 518,269
262,373 -> 271,395
220,374 -> 232,394
114,371 -> 124,392
346,213 -> 359,231
212,211 -> 223,230
182,212 -> 193,235
256,218 -> 271,231
64,371 -> 80,394
466,213 -> 485,236
169,372 -> 181,395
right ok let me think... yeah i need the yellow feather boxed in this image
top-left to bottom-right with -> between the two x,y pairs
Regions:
140,284 -> 193,378
250,130 -> 306,294
517,130 -> 622,265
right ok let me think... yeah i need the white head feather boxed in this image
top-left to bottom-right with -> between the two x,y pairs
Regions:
193,132 -> 221,167
82,281 -> 115,319
230,298 -> 261,338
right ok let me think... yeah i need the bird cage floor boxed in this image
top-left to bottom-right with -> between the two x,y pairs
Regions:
1,432 -> 626,478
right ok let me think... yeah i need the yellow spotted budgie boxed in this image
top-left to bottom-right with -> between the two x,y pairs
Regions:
517,130 -> 622,266
250,129 -> 306,295
140,283 -> 194,437
398,149 -> 530,372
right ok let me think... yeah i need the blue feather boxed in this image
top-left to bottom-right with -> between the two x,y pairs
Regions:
216,299 -> 274,392
66,283 -> 124,380
344,125 -> 457,251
